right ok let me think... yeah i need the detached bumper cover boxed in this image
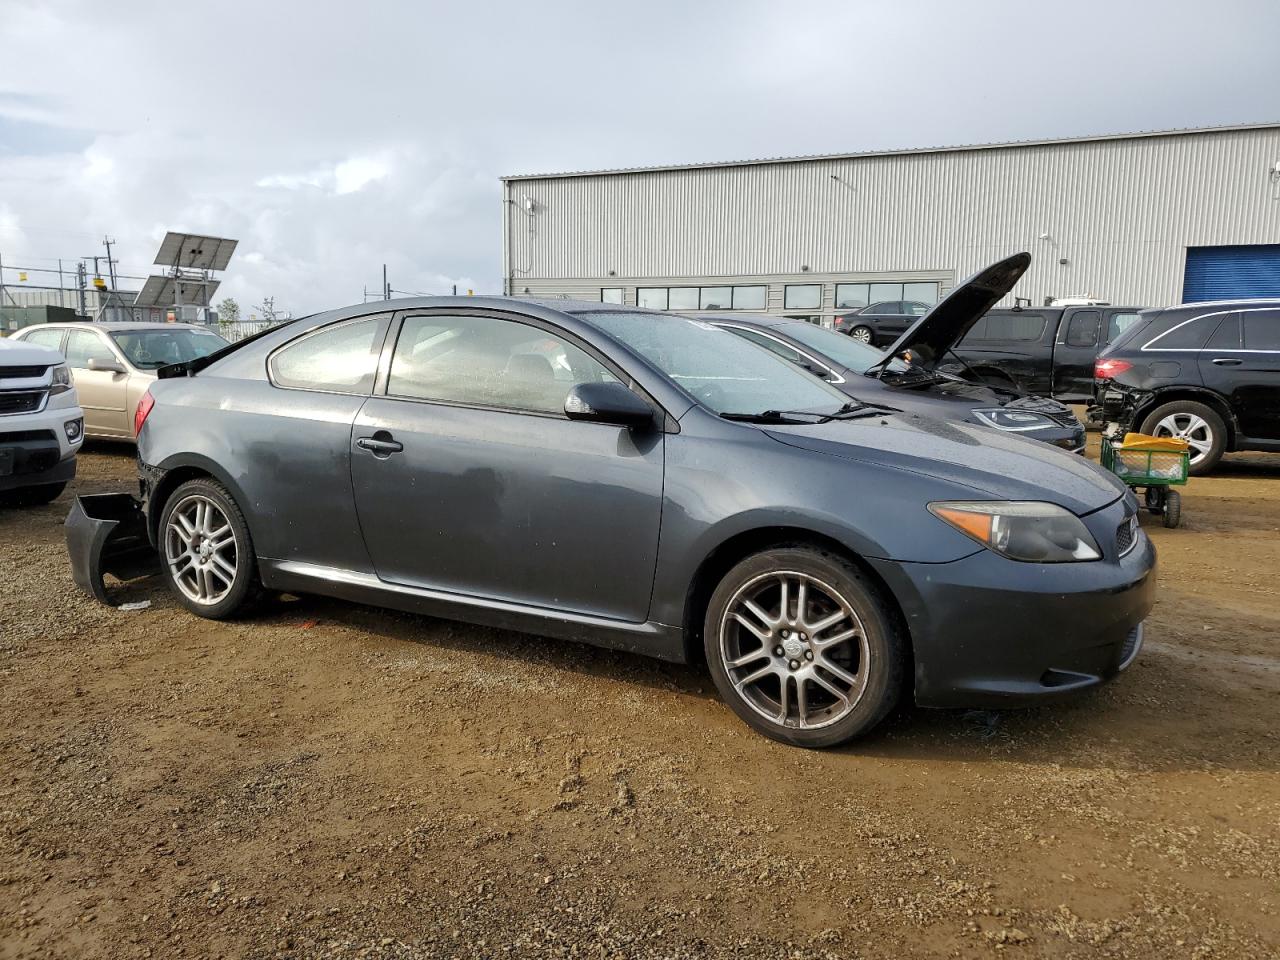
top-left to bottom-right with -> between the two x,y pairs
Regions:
870,502 -> 1157,708
65,494 -> 158,605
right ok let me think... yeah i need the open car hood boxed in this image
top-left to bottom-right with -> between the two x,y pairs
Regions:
877,252 -> 1031,370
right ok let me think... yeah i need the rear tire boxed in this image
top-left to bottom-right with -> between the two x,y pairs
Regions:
848,325 -> 874,343
704,547 -> 904,749
158,478 -> 259,619
1140,399 -> 1225,476
0,481 -> 67,507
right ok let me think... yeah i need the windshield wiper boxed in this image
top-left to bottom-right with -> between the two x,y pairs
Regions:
719,401 -> 895,425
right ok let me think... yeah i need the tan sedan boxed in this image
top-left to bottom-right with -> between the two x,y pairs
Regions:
13,322 -> 228,440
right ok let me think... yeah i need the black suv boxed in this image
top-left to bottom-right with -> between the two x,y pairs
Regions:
1091,300 -> 1280,474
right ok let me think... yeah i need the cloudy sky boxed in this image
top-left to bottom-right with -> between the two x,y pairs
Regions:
1,0 -> 1277,317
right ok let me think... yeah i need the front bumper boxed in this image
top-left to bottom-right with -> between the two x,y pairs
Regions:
0,395 -> 84,490
869,500 -> 1157,708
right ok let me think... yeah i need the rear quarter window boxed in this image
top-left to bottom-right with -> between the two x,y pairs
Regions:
1243,310 -> 1280,351
1143,313 -> 1226,351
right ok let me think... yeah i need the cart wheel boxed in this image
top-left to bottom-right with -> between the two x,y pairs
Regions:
1162,489 -> 1182,528
1144,486 -> 1165,515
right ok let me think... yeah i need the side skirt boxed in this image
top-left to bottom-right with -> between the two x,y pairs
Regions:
259,559 -> 688,663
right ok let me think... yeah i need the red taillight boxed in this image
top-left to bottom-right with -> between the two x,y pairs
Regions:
1094,358 -> 1133,380
134,390 -> 155,436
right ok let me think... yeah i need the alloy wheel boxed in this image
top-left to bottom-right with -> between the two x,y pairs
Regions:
1153,412 -> 1213,466
718,571 -> 871,730
850,326 -> 873,343
164,494 -> 238,605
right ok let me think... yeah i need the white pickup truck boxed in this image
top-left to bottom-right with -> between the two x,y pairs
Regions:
0,337 -> 84,505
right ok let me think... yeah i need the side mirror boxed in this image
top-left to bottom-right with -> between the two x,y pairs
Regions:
88,357 -> 126,374
564,382 -> 655,428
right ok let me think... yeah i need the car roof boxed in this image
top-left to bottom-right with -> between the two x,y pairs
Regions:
28,321 -> 216,331
687,312 -> 791,328
1163,298 -> 1280,313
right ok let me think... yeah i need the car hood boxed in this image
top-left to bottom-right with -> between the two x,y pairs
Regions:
877,252 -> 1031,370
764,413 -> 1124,515
0,338 -> 63,367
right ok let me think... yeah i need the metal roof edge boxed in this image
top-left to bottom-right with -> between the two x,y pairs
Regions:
500,121 -> 1280,181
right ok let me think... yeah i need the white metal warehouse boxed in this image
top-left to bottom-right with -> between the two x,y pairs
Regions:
501,123 -> 1280,324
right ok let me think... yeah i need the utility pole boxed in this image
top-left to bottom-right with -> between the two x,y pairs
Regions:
76,262 -> 87,317
382,264 -> 390,301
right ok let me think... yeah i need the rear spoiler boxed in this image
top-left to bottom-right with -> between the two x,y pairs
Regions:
155,317 -> 305,379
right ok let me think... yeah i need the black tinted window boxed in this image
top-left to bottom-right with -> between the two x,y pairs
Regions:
387,314 -> 615,414
1205,314 -> 1241,350
1243,311 -> 1280,351
1064,311 -> 1101,347
271,317 -> 382,394
1146,314 -> 1222,350
965,313 -> 1047,342
864,302 -> 900,315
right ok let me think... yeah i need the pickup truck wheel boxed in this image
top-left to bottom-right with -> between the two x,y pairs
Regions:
0,481 -> 67,507
704,547 -> 904,749
1140,400 -> 1225,476
848,325 -> 874,343
159,478 -> 259,619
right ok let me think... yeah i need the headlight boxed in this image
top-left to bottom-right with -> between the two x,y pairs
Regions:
928,500 -> 1101,562
49,363 -> 73,395
972,408 -> 1057,432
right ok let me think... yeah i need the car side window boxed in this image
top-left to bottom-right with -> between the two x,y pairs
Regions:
1243,311 -> 1280,351
64,330 -> 117,369
1205,313 -> 1241,350
387,314 -> 618,415
1064,311 -> 1101,347
22,328 -> 65,352
729,328 -> 810,366
1145,314 -> 1222,350
270,317 -> 382,394
968,313 -> 1046,342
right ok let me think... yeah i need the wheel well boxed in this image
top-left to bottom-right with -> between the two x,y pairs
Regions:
1133,389 -> 1237,447
970,366 -> 1018,387
681,527 -> 912,670
147,465 -> 214,542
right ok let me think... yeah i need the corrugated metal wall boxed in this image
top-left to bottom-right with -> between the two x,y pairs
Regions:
504,127 -> 1280,310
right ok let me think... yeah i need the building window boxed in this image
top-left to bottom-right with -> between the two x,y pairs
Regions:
903,281 -> 940,305
637,288 -> 668,310
784,284 -> 822,310
668,287 -> 699,310
700,286 -> 733,310
600,287 -> 624,304
835,283 -> 869,310
731,285 -> 767,309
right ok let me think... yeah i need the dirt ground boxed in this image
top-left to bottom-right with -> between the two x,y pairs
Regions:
2,440 -> 1279,960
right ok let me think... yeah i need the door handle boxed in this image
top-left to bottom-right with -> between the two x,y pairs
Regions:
356,432 -> 403,457
1211,357 -> 1243,366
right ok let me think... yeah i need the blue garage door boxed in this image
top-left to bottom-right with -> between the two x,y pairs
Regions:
1183,244 -> 1280,302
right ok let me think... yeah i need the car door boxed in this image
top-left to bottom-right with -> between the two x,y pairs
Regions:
350,309 -> 665,622
1205,308 -> 1280,441
64,328 -> 130,436
1052,309 -> 1102,399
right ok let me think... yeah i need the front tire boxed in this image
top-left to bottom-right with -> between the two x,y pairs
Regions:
704,547 -> 904,748
1141,399 -> 1225,475
158,478 -> 258,619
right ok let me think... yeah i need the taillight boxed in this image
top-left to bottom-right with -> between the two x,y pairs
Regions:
1095,358 -> 1133,380
134,390 -> 155,436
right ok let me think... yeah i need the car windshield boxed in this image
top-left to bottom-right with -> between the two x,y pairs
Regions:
110,328 -> 229,369
578,311 -> 851,417
775,321 -> 909,374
